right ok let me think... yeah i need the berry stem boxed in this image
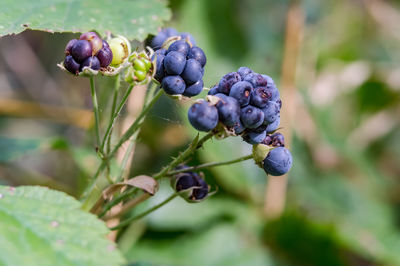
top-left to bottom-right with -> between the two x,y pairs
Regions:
81,89 -> 163,211
107,88 -> 163,158
89,77 -> 101,149
166,154 -> 254,176
98,132 -> 214,216
152,132 -> 214,180
109,193 -> 178,230
100,83 -> 134,154
106,74 -> 121,154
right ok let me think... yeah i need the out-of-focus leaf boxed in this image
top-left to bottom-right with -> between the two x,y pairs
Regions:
0,185 -> 125,266
127,223 -> 274,266
0,137 -> 42,162
0,0 -> 171,41
262,213 -> 374,266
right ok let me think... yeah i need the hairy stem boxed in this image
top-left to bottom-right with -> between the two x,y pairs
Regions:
110,193 -> 178,230
166,154 -> 254,176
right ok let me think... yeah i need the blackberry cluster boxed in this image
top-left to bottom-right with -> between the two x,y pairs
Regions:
152,39 -> 207,97
188,67 -> 293,176
171,167 -> 209,202
188,67 -> 280,141
150,28 -> 196,50
64,32 -> 113,74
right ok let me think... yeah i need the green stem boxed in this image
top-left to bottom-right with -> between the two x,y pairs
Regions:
110,193 -> 178,230
106,75 -> 121,154
153,132 -> 214,180
89,77 -> 101,149
108,89 -> 163,159
81,89 -> 163,211
100,83 -> 134,154
166,154 -> 254,176
98,132 -> 214,215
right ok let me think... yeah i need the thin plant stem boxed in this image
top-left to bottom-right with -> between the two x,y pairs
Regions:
81,89 -> 164,211
166,154 -> 254,176
98,132 -> 214,215
89,76 -> 101,149
100,83 -> 134,154
108,89 -> 163,159
110,193 -> 178,230
153,132 -> 214,180
106,75 -> 121,154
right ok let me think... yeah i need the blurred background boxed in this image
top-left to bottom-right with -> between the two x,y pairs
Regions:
1,0 -> 400,265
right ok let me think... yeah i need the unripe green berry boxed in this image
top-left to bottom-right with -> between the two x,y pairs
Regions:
142,58 -> 152,71
124,67 -> 134,83
133,58 -> 146,72
134,70 -> 147,81
109,36 -> 131,66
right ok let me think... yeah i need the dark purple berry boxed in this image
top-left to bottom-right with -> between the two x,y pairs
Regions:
152,49 -> 166,82
188,100 -> 219,132
262,101 -> 280,125
96,47 -> 113,67
167,40 -> 190,57
266,116 -> 280,133
65,39 -> 78,55
71,40 -> 92,63
79,32 -> 103,55
229,81 -> 253,107
233,119 -> 246,134
237,67 -> 253,79
240,105 -> 264,129
242,130 -> 266,145
163,51 -> 186,75
217,72 -> 241,94
250,87 -> 272,108
263,147 -> 292,176
244,73 -> 268,87
180,32 -> 197,46
183,79 -> 203,97
176,173 -> 198,192
192,175 -> 209,200
188,47 -> 206,67
181,59 -> 203,84
162,75 -> 186,95
102,40 -> 110,49
215,94 -> 240,127
151,31 -> 168,49
80,56 -> 100,71
64,55 -> 80,74
208,85 -> 219,95
270,133 -> 285,147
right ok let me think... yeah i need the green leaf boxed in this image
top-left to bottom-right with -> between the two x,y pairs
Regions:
0,0 -> 171,41
0,185 -> 125,266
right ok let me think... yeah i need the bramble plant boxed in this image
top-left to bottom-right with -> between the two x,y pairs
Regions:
0,3 -> 292,264
59,28 -> 293,228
